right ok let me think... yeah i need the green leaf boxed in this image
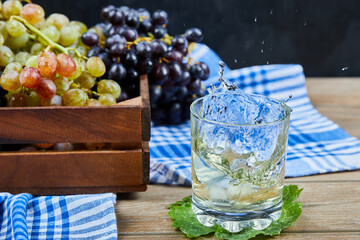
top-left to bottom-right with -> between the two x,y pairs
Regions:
168,185 -> 303,240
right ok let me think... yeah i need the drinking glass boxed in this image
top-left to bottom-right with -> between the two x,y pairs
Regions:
190,92 -> 291,233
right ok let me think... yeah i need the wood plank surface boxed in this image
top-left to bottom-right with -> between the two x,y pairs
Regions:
116,78 -> 360,239
0,150 -> 146,194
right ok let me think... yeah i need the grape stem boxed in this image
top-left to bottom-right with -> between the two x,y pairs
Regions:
11,16 -> 86,59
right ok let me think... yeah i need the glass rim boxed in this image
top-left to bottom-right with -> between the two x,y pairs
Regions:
190,92 -> 292,127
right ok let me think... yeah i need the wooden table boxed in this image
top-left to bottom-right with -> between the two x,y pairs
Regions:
115,78 -> 360,239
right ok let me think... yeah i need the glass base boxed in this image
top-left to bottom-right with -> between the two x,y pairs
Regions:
192,197 -> 282,233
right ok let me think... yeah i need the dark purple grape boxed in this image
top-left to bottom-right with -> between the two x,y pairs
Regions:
166,50 -> 183,62
116,90 -> 129,102
149,86 -> 162,104
185,28 -> 203,42
151,107 -> 166,125
123,50 -> 138,67
153,26 -> 167,39
137,8 -> 150,19
125,12 -> 140,28
168,61 -> 183,82
139,19 -> 152,33
105,34 -> 126,49
81,31 -> 99,46
152,10 -> 168,25
87,45 -> 102,58
109,63 -> 127,82
150,62 -> 169,85
162,79 -> 178,94
109,9 -> 125,25
199,62 -> 210,80
168,102 -> 182,125
186,78 -> 201,93
174,86 -> 188,102
119,27 -> 138,41
97,51 -> 112,68
150,39 -> 168,58
119,6 -> 130,14
179,47 -> 188,57
137,58 -> 154,74
189,63 -> 203,78
109,42 -> 127,56
104,24 -> 121,37
177,71 -> 191,86
136,41 -> 152,59
126,68 -> 139,81
171,35 -> 188,51
101,5 -> 115,21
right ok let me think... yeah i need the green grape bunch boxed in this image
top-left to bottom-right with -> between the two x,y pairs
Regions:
0,0 -> 120,108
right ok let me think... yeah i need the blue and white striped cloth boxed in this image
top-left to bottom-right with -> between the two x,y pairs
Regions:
150,44 -> 360,185
0,193 -> 117,239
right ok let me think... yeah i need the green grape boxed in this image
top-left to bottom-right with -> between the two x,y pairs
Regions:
67,57 -> 83,80
0,69 -> 21,91
0,34 -> 4,46
53,76 -> 70,96
99,93 -> 116,106
7,92 -> 27,107
86,99 -> 103,106
1,0 -> 22,19
4,61 -> 22,72
63,89 -> 88,106
14,51 -> 30,65
4,32 -> 29,49
6,19 -> 26,37
30,43 -> 45,55
97,80 -> 121,99
0,21 -> 8,40
40,25 -> 60,43
45,13 -> 70,30
25,91 -> 41,107
59,25 -> 80,47
76,42 -> 87,56
40,94 -> 62,106
0,45 -> 14,67
76,72 -> 95,89
25,55 -> 37,68
86,56 -> 106,77
70,21 -> 87,35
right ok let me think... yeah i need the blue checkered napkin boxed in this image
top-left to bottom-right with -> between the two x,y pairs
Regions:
149,44 -> 360,185
0,193 -> 117,239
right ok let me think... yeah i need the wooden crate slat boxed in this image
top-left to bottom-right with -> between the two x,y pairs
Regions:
0,105 -> 142,144
0,150 -> 144,189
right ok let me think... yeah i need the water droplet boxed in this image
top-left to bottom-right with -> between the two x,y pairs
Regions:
254,16 -> 257,22
261,40 -> 265,45
183,23 -> 186,27
304,21 -> 307,26
270,9 -> 273,15
266,61 -> 269,64
261,49 -> 264,53
234,59 -> 238,63
342,67 -> 349,71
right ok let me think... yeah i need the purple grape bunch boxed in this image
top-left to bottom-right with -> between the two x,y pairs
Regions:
81,5 -> 210,125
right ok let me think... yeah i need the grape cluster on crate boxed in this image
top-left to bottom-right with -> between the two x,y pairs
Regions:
0,0 -> 211,126
81,5 -> 210,125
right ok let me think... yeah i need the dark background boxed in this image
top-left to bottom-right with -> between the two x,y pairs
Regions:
35,0 -> 360,77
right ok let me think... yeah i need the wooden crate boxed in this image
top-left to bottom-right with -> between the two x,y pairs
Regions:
0,75 -> 150,195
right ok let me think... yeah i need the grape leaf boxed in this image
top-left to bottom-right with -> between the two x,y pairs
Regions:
168,185 -> 303,240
